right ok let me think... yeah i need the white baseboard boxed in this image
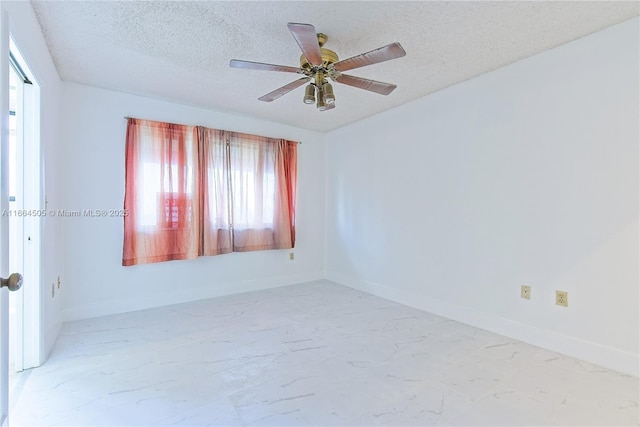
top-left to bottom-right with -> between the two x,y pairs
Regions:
61,271 -> 324,322
41,319 -> 62,366
326,270 -> 639,378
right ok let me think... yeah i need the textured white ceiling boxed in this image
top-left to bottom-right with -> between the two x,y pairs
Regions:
30,1 -> 639,132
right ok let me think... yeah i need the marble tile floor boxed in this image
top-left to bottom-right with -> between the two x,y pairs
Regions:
8,280 -> 640,426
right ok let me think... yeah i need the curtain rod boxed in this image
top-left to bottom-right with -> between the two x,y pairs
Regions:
123,116 -> 302,144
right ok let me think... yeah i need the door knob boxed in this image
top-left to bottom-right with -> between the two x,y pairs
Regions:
0,273 -> 23,291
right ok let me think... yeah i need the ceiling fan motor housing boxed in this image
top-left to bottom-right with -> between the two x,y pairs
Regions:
299,33 -> 339,71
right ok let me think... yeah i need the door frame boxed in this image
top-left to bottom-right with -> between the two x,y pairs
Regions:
1,8 -> 43,424
9,37 -> 42,372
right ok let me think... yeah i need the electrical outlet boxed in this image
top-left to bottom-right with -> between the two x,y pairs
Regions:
521,285 -> 531,300
57,276 -> 61,289
556,290 -> 568,307
289,252 -> 295,261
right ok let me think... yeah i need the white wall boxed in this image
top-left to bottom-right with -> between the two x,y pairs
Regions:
11,0 -> 637,378
58,83 -> 325,321
5,1 -> 64,362
325,18 -> 639,376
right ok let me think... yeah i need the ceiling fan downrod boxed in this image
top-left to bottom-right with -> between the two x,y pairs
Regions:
299,33 -> 338,111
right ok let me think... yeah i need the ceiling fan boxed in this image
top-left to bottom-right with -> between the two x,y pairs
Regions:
229,23 -> 406,111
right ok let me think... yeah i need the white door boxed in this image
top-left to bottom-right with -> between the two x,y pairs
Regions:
1,8 -> 9,424
8,51 -> 24,375
1,8 -> 23,427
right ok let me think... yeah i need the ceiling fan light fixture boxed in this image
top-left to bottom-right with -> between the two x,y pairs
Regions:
303,84 -> 315,104
316,86 -> 327,110
322,82 -> 335,104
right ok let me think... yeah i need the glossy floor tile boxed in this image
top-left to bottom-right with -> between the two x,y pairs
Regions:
9,281 -> 640,426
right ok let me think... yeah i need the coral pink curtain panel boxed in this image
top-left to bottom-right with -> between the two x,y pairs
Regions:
123,118 -> 297,266
122,119 -> 201,265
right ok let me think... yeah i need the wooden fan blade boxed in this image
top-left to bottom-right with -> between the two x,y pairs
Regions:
333,74 -> 397,95
333,42 -> 406,72
287,23 -> 323,66
230,59 -> 303,74
258,77 -> 311,102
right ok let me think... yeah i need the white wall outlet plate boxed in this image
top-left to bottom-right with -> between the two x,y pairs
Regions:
521,285 -> 531,300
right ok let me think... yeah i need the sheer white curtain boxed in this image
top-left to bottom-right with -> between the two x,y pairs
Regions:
199,127 -> 232,256
201,130 -> 297,253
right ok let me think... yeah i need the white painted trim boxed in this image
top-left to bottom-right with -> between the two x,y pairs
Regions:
326,270 -> 639,378
62,272 -> 324,322
21,80 -> 41,370
8,58 -> 25,373
44,320 -> 61,360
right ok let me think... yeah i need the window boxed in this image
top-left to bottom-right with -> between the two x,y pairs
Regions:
123,119 -> 297,266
